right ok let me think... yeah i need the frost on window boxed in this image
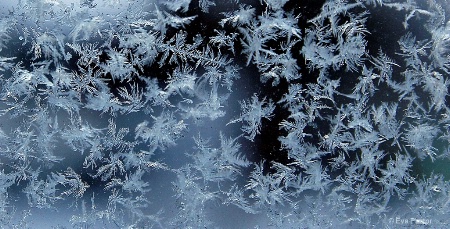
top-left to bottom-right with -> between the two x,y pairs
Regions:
0,0 -> 449,228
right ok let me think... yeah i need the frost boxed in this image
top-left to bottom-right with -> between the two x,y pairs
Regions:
228,94 -> 275,141
0,0 -> 450,228
135,111 -> 187,152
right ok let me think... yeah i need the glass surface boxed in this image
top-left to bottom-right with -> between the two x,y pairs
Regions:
0,0 -> 449,228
